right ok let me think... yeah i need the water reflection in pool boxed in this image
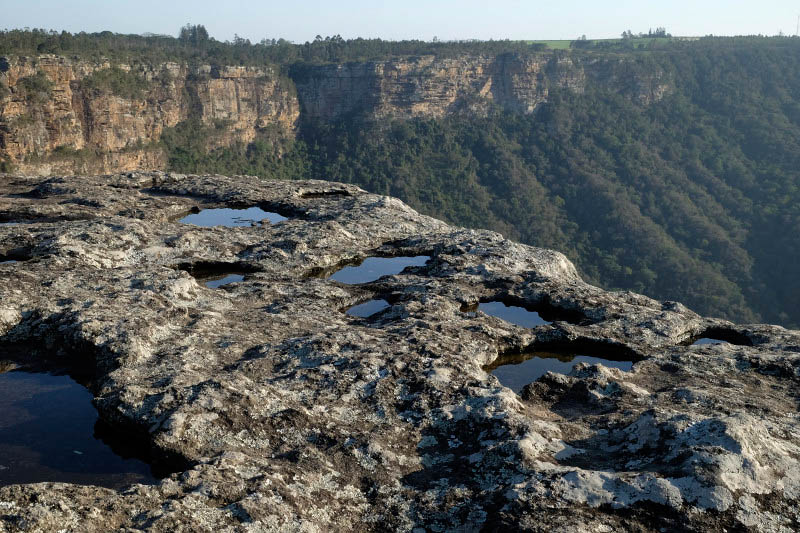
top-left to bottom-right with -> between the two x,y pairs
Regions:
203,273 -> 245,289
330,256 -> 430,284
178,206 -> 287,227
346,299 -> 390,318
692,338 -> 728,346
0,368 -> 158,488
485,352 -> 634,393
477,301 -> 551,328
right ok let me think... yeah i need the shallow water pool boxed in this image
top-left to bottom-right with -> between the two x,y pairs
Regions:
486,351 -> 634,393
346,299 -> 390,317
179,206 -> 286,227
0,368 -> 158,488
477,301 -> 551,328
330,256 -> 430,284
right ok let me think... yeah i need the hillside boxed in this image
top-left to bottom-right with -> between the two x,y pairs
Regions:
2,32 -> 800,326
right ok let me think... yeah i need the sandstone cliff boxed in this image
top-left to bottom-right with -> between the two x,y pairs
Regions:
0,55 -> 299,174
0,172 -> 797,531
292,53 -> 671,121
0,53 -> 670,175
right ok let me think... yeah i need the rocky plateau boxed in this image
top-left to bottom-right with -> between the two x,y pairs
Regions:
0,172 -> 798,532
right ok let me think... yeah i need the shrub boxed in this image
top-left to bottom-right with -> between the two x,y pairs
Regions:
19,71 -> 53,103
80,66 -> 151,99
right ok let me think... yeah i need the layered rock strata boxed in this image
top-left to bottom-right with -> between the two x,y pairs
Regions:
0,56 -> 299,175
292,54 -> 670,121
0,53 -> 670,174
0,172 -> 797,532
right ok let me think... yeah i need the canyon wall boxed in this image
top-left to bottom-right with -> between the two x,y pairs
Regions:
0,55 -> 299,174
291,53 -> 671,121
0,53 -> 671,174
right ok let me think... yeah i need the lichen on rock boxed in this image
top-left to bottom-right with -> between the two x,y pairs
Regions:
0,171 -> 798,532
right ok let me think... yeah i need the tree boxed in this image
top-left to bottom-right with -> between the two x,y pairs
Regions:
179,24 -> 210,46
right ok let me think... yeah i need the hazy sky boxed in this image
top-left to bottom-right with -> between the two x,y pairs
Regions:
4,0 -> 800,43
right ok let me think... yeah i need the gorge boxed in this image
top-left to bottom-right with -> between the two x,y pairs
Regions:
3,36 -> 800,329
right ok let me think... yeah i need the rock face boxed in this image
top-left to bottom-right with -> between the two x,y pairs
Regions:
0,56 -> 300,175
0,53 -> 670,175
0,172 -> 798,532
292,54 -> 671,121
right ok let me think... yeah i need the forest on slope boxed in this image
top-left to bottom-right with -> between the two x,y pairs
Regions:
3,29 -> 800,326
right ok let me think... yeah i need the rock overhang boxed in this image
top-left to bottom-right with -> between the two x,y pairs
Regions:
0,171 -> 798,532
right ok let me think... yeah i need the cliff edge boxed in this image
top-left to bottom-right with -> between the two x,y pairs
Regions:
0,172 -> 798,531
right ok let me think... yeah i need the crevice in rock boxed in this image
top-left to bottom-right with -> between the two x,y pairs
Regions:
59,197 -> 103,208
0,215 -> 28,225
0,252 -> 30,264
203,273 -> 245,289
0,212 -> 86,224
177,205 -> 288,227
299,189 -> 352,199
522,338 -> 641,362
175,261 -> 259,288
463,300 -> 551,328
0,243 -> 34,263
149,191 -> 302,223
680,327 -> 754,347
331,255 -> 431,284
15,179 -> 77,199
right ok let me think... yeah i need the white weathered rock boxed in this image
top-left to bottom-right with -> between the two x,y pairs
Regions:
0,172 -> 798,532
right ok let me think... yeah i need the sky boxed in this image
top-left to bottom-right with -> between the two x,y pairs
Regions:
3,0 -> 800,43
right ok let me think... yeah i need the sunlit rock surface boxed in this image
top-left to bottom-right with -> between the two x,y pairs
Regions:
0,172 -> 798,532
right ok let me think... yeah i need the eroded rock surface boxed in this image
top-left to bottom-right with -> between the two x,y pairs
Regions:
0,172 -> 797,532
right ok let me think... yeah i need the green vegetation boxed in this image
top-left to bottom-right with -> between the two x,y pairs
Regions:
18,71 -> 53,104
0,27 -> 685,68
159,119 -> 308,180
528,37 -> 672,50
79,66 -> 151,99
0,27 -> 549,65
7,112 -> 38,128
526,40 -> 572,50
0,27 -> 787,68
22,144 -> 93,163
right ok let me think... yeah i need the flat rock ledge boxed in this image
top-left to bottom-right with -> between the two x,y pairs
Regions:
0,172 -> 798,533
